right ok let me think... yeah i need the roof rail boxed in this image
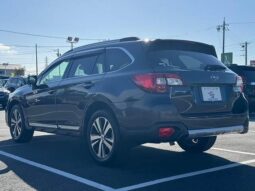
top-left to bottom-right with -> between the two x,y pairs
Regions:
120,37 -> 140,42
67,37 -> 140,53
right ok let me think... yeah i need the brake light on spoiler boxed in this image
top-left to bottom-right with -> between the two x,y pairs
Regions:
133,73 -> 183,93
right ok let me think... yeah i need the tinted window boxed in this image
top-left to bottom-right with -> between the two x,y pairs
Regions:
39,60 -> 69,84
69,55 -> 98,77
148,50 -> 225,71
229,66 -> 255,82
106,49 -> 132,72
243,71 -> 255,82
92,54 -> 105,74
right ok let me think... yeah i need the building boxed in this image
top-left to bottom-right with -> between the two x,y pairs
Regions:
0,63 -> 25,76
250,60 -> 255,67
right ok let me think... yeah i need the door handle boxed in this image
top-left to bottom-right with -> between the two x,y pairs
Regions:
34,98 -> 40,103
82,82 -> 94,89
48,90 -> 56,94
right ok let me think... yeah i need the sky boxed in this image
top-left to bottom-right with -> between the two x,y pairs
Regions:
0,0 -> 255,74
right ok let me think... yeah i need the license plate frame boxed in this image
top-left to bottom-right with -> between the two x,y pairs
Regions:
201,87 -> 222,102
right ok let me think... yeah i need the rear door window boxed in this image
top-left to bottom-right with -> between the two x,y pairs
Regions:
68,53 -> 105,77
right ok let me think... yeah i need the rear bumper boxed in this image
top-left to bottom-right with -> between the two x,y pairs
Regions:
118,113 -> 249,144
188,125 -> 245,138
113,93 -> 249,144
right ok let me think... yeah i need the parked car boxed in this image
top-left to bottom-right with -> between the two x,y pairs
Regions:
5,38 -> 249,165
4,76 -> 27,93
0,76 -> 10,109
228,64 -> 255,113
0,87 -> 10,109
0,78 -> 9,87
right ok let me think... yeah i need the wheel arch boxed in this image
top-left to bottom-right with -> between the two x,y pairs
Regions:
82,101 -> 120,136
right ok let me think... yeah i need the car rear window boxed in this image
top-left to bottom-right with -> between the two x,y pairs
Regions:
148,50 -> 225,71
242,71 -> 255,82
229,66 -> 255,82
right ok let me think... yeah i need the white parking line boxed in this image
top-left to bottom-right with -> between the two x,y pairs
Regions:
212,147 -> 255,156
116,159 -> 255,191
0,150 -> 115,191
249,130 -> 255,133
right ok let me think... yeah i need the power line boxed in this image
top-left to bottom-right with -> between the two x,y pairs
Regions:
4,44 -> 70,48
229,21 -> 255,25
0,29 -> 106,41
0,29 -> 65,39
0,50 -> 59,55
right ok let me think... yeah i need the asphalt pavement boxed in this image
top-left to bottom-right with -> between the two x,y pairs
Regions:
0,110 -> 255,191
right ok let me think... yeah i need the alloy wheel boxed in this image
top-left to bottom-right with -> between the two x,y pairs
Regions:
90,117 -> 114,160
11,109 -> 22,139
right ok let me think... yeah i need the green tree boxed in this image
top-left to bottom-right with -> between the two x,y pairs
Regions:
13,68 -> 25,76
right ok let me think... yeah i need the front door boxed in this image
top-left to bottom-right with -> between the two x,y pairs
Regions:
25,60 -> 70,129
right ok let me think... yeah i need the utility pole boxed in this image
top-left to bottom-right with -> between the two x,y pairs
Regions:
54,49 -> 61,57
217,18 -> 229,63
241,41 -> 249,66
2,63 -> 8,76
45,56 -> 48,69
35,44 -> 38,75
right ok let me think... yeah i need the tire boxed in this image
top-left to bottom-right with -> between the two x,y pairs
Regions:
86,109 -> 121,165
9,105 -> 34,143
1,104 -> 6,110
177,136 -> 217,153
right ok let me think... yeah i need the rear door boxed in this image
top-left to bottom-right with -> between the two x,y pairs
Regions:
55,49 -> 106,131
147,41 -> 238,115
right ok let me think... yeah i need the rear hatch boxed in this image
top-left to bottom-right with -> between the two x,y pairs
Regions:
147,40 -> 239,116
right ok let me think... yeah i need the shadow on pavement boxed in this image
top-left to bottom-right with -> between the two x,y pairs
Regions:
0,134 -> 255,190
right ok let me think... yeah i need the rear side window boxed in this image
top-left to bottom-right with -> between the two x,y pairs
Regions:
69,55 -> 98,77
69,53 -> 105,77
148,50 -> 225,71
106,48 -> 132,72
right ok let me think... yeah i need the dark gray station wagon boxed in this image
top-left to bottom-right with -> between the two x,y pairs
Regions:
6,37 -> 249,164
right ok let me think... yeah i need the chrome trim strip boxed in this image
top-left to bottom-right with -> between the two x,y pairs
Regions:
58,125 -> 80,130
105,47 -> 135,73
188,125 -> 244,138
29,122 -> 57,128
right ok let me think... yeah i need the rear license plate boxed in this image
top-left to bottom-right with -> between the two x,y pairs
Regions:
201,87 -> 222,102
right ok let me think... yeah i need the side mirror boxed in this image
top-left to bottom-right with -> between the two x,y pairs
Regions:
27,75 -> 37,87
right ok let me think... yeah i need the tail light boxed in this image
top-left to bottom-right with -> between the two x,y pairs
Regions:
133,73 -> 183,93
234,76 -> 243,92
159,127 -> 175,138
240,76 -> 247,85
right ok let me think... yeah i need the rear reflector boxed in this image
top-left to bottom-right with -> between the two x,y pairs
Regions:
159,127 -> 175,138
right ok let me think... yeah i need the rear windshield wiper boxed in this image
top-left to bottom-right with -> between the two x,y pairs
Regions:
204,64 -> 226,71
